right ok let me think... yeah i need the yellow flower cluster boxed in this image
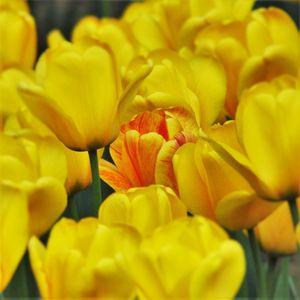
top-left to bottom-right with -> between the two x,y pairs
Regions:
0,0 -> 299,298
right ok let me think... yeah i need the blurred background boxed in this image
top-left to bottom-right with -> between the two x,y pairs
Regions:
28,0 -> 299,55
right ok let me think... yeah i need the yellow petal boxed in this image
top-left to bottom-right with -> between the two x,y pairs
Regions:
187,55 -> 226,127
42,45 -> 121,149
173,143 -> 214,218
255,199 -> 300,254
18,82 -> 86,150
64,147 -> 91,195
237,84 -> 300,198
99,185 -> 186,236
200,129 -> 273,200
0,10 -> 36,70
0,184 -> 29,291
190,240 -> 245,300
28,237 -> 49,298
216,191 -> 278,230
20,177 -> 67,236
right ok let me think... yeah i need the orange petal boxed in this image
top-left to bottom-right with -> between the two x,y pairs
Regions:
99,159 -> 131,191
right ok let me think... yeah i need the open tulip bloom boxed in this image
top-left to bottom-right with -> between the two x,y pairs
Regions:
1,0 -> 300,299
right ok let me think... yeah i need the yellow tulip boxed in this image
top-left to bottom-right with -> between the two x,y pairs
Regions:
18,38 -> 152,151
0,67 -> 94,196
202,75 -> 300,201
173,121 -> 277,229
194,21 -> 248,117
123,0 -> 189,53
129,49 -> 226,129
127,216 -> 245,299
0,132 -> 67,291
72,16 -> 137,69
100,108 -> 198,192
238,7 -> 300,95
0,0 -> 29,11
99,185 -> 187,236
0,5 -> 36,71
29,218 -> 141,299
123,0 -> 254,54
255,198 -> 300,255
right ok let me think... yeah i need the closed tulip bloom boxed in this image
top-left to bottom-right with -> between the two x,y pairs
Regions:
72,16 -> 137,69
238,7 -> 300,95
173,121 -> 276,229
99,185 -> 187,236
123,0 -> 254,54
194,21 -> 248,117
100,108 -> 198,192
0,68 -> 94,196
130,49 -> 226,129
123,0 -> 189,53
18,38 -> 152,151
0,133 -> 67,291
29,218 -> 141,299
255,198 -> 300,255
0,5 -> 36,71
127,216 -> 245,299
202,75 -> 300,201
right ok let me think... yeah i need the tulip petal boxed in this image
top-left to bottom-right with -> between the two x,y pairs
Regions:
99,159 -> 132,191
18,82 -> 86,150
216,191 -> 278,230
155,140 -> 180,193
188,55 -> 226,127
190,240 -> 245,300
200,130 -> 273,199
238,46 -> 298,95
255,199 -> 300,254
121,131 -> 164,187
20,177 -> 67,236
0,184 -> 29,291
28,237 -> 49,298
237,87 -> 300,198
118,60 -> 153,121
173,143 -> 214,218
24,135 -> 67,184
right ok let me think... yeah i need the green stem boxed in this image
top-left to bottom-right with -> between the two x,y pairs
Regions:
88,149 -> 102,216
288,197 -> 299,227
248,228 -> 268,300
66,197 -> 79,220
267,255 -> 278,297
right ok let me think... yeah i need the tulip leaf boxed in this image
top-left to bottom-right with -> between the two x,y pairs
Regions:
273,257 -> 290,299
227,230 -> 256,298
3,252 -> 39,299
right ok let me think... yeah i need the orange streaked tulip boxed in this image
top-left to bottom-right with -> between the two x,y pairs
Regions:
100,108 -> 198,192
